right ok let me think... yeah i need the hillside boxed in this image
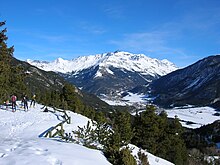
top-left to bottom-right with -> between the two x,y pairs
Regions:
11,57 -> 66,94
10,57 -> 113,112
149,55 -> 220,107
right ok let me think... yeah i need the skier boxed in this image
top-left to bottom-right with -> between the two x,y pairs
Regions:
11,94 -> 17,112
30,94 -> 36,108
22,95 -> 28,111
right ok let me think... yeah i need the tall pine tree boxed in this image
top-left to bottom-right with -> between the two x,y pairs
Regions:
0,21 -> 14,101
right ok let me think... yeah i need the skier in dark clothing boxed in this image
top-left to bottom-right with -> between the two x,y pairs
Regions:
11,95 -> 17,112
22,95 -> 28,111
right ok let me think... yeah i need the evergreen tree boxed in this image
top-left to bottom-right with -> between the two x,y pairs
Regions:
166,116 -> 188,164
62,83 -> 83,113
0,21 -> 13,101
132,105 -> 160,154
120,147 -> 137,165
103,129 -> 121,165
0,20 -> 27,100
113,111 -> 134,145
132,105 -> 188,164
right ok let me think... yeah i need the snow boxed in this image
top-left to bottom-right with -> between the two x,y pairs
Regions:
0,102 -> 173,165
101,92 -> 149,107
27,51 -> 178,76
164,106 -> 220,129
102,92 -> 220,129
0,102 -> 111,165
123,92 -> 149,103
128,144 -> 174,165
101,98 -> 128,106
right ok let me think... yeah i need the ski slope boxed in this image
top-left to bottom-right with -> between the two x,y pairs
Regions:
0,101 -> 173,165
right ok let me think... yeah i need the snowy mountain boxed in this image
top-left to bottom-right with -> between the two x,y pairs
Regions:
0,102 -> 174,165
27,51 -> 177,76
27,51 -> 177,97
149,55 -> 220,107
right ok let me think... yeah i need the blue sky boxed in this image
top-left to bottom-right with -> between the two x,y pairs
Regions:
1,0 -> 220,67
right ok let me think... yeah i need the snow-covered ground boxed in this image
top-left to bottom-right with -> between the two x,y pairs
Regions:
128,144 -> 174,165
164,106 -> 220,129
101,92 -> 149,108
104,92 -> 220,129
0,101 -> 173,165
0,102 -> 110,165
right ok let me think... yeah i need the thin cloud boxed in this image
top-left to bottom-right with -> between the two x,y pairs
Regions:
37,34 -> 70,43
79,22 -> 106,34
110,31 -> 185,57
103,4 -> 125,19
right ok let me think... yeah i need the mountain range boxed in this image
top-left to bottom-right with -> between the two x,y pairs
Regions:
27,51 -> 220,108
27,51 -> 177,98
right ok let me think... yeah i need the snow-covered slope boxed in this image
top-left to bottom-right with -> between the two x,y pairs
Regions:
0,102 -> 174,165
27,51 -> 177,76
128,144 -> 174,165
0,102 -> 110,165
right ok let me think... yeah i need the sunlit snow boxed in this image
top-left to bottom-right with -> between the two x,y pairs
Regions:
27,51 -> 178,76
0,101 -> 174,165
0,102 -> 110,165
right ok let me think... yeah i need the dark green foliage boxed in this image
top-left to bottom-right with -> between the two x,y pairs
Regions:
73,121 -> 96,148
0,21 -> 12,101
132,105 -> 160,153
132,105 -> 188,164
103,130 -> 122,165
61,83 -> 83,112
0,21 -> 28,102
112,111 -> 134,145
120,147 -> 137,165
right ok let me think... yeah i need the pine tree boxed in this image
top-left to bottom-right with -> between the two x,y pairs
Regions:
62,83 -> 83,113
113,111 -> 134,145
0,21 -> 13,101
166,116 -> 188,164
132,105 -> 160,154
0,20 -> 28,100
120,147 -> 137,165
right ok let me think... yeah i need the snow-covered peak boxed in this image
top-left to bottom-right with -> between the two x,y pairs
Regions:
27,51 -> 178,75
54,57 -> 68,64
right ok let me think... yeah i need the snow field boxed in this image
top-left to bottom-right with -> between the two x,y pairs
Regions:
164,106 -> 220,129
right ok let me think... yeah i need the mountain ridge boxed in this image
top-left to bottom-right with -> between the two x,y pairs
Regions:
149,55 -> 220,107
27,51 -> 178,97
27,51 -> 178,75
